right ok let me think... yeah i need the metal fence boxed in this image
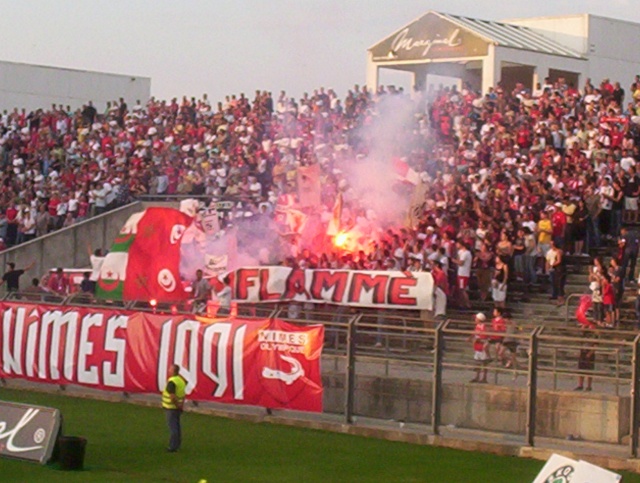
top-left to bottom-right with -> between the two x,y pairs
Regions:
273,309 -> 640,457
3,292 -> 640,456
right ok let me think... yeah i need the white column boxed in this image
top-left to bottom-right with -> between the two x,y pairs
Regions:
533,65 -> 549,90
412,65 -> 428,92
481,44 -> 501,95
366,52 -> 379,93
531,68 -> 539,91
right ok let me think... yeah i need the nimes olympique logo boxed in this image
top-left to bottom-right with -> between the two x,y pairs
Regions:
543,464 -> 575,483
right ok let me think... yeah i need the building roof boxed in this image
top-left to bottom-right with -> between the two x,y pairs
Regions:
437,12 -> 584,59
368,11 -> 585,61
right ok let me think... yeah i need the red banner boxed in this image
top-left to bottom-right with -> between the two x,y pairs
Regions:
0,303 -> 323,412
225,267 -> 434,311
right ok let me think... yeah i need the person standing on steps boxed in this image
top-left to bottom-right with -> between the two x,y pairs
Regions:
431,261 -> 449,319
501,310 -> 519,376
619,227 -> 639,284
609,257 -> 624,326
491,256 -> 509,309
470,313 -> 489,384
575,332 -> 596,391
452,241 -> 472,309
546,239 -> 565,305
191,269 -> 211,314
474,242 -> 494,302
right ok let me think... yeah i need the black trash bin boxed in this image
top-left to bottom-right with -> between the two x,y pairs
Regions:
58,436 -> 87,470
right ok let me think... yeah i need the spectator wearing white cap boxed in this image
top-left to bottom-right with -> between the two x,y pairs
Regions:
470,313 -> 488,383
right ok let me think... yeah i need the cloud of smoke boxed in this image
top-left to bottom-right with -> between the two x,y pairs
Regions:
180,211 -> 286,281
337,94 -> 420,228
179,94 -> 425,272
234,214 -> 288,265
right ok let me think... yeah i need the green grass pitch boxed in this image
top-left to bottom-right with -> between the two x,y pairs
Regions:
1,388 -> 639,482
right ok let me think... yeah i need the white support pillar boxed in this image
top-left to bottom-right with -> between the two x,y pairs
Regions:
533,65 -> 549,91
366,52 -> 379,93
481,44 -> 501,95
412,65 -> 428,92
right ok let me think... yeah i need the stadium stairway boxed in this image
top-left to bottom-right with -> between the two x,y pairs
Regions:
447,247 -> 639,330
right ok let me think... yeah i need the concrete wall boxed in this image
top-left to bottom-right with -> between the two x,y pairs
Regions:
587,16 -> 640,90
505,15 -> 589,55
506,14 -> 640,89
0,60 -> 151,112
323,372 -> 630,444
536,389 -> 630,443
0,202 -> 145,289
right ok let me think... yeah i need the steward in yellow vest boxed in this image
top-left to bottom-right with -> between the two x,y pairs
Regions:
163,364 -> 186,452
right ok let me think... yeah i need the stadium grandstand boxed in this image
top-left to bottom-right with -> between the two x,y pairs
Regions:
4,71 -> 640,464
1,75 -> 639,322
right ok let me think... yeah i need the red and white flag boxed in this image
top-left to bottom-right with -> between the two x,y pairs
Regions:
392,157 -> 420,185
97,208 -> 193,302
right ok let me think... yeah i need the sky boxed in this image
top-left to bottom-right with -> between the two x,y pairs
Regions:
0,0 -> 636,103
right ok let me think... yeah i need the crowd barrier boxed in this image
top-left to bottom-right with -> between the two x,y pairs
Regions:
276,306 -> 640,456
2,293 -> 639,455
0,295 -> 324,412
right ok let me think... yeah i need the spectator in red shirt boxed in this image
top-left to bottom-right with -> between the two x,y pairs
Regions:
488,307 -> 507,361
432,261 -> 448,319
5,202 -> 18,247
470,312 -> 489,383
551,203 -> 567,248
48,267 -> 69,296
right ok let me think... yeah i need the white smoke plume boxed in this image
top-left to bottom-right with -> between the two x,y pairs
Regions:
336,93 -> 422,232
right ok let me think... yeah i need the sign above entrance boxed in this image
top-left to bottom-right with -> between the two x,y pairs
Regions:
370,12 -> 489,62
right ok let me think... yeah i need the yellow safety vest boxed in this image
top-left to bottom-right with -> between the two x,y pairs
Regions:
162,375 -> 186,409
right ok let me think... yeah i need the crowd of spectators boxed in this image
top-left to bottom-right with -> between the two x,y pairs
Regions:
2,75 -> 640,322
282,76 -> 640,322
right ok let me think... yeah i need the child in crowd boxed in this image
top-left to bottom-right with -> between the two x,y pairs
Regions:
470,313 -> 489,384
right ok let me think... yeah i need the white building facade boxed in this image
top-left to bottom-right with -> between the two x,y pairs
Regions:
0,61 -> 151,112
367,12 -> 640,95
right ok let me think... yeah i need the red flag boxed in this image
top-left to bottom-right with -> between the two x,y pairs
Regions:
123,208 -> 193,302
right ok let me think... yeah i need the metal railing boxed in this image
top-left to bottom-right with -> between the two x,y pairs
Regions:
276,310 -> 640,456
3,292 -> 640,456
